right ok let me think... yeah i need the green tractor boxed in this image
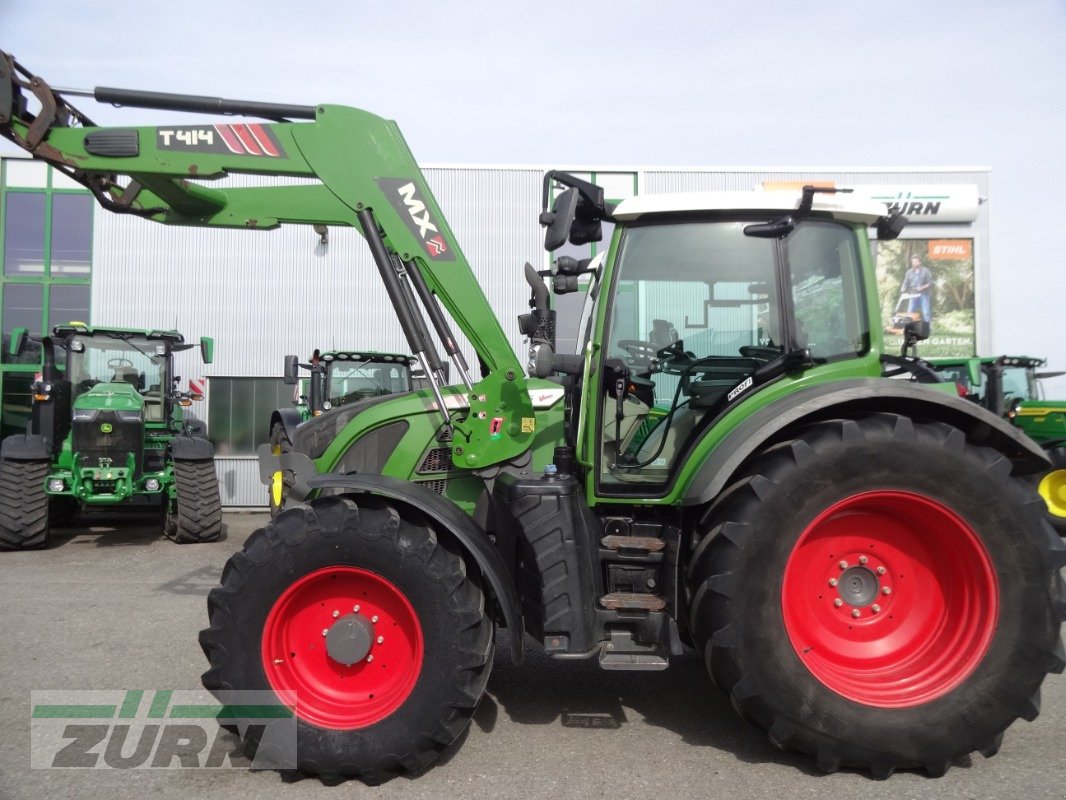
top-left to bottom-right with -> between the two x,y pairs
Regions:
268,349 -> 417,514
3,52 -> 1062,784
0,323 -> 222,548
929,354 -> 1066,533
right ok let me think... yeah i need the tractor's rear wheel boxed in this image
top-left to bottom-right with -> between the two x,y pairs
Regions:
199,495 -> 493,783
0,458 -> 50,550
268,422 -> 293,518
687,414 -> 1066,778
1037,446 -> 1066,536
165,458 -> 222,543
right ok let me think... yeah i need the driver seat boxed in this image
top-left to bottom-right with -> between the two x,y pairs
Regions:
649,319 -> 678,349
113,366 -> 140,389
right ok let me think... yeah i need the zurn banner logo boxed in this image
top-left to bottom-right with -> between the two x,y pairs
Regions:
30,689 -> 296,769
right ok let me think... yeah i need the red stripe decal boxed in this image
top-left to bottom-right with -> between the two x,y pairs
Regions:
231,124 -> 263,155
247,123 -> 280,157
214,124 -> 243,154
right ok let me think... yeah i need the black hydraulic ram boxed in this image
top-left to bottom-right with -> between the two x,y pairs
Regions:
91,86 -> 317,121
356,209 -> 452,428
403,258 -> 475,390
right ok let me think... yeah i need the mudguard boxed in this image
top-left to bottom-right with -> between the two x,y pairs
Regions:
0,433 -> 50,461
681,378 -> 1051,506
270,407 -> 304,442
258,444 -> 524,662
171,435 -> 214,461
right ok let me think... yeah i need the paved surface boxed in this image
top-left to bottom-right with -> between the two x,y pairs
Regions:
0,512 -> 1063,800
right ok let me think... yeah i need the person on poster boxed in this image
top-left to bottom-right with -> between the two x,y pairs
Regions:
901,254 -> 933,322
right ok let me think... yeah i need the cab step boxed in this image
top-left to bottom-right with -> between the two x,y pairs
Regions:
601,535 -> 665,554
599,592 -> 667,611
598,629 -> 669,671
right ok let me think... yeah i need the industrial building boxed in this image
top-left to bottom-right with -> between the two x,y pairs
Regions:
0,155 -> 990,505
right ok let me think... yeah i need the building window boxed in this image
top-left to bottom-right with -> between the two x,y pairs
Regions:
208,377 -> 294,456
3,192 -> 47,276
49,194 -> 93,275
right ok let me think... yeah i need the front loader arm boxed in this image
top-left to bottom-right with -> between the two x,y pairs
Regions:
0,50 -> 532,469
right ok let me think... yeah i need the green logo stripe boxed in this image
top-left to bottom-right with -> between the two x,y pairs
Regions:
168,703 -> 293,719
118,689 -> 144,718
148,689 -> 172,718
32,704 -> 117,719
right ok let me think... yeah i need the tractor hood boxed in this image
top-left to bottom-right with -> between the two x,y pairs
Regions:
73,382 -> 145,412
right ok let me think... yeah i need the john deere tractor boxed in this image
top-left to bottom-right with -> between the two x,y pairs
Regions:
930,354 -> 1066,533
0,322 -> 222,548
267,349 -> 416,513
3,52 -> 1062,784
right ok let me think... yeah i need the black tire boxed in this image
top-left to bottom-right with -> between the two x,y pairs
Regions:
687,414 -> 1066,779
48,496 -> 81,528
165,458 -> 222,543
0,458 -> 50,550
1037,446 -> 1066,536
268,421 -> 293,518
199,495 -> 493,784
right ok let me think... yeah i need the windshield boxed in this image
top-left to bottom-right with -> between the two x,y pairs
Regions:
67,334 -> 167,398
1001,366 -> 1035,402
600,217 -> 867,488
327,360 -> 411,406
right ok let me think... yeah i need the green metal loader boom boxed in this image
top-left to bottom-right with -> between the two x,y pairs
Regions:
0,50 -> 532,470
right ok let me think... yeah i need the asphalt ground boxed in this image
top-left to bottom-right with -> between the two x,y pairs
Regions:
0,512 -> 1063,800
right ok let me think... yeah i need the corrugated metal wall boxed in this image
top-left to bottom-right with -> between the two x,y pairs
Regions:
85,164 -> 989,505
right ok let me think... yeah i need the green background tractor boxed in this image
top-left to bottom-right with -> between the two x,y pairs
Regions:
267,349 -> 417,514
0,323 -> 222,548
3,51 -> 1062,785
929,354 -> 1066,532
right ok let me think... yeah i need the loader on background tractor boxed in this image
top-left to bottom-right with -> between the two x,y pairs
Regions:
2,50 -> 1062,784
268,349 -> 417,514
929,354 -> 1066,534
0,322 -> 221,548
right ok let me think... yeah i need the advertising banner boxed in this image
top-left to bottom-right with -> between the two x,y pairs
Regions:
877,239 -> 975,357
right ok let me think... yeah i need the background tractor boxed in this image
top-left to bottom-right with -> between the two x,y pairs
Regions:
930,354 -> 1066,533
268,348 -> 417,514
2,51 -> 1062,785
0,322 -> 221,548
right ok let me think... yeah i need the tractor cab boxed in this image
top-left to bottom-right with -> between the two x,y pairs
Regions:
535,181 -> 907,495
282,349 -> 416,420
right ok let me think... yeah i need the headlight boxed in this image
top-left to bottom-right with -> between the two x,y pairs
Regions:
144,478 -> 161,491
48,479 -> 65,492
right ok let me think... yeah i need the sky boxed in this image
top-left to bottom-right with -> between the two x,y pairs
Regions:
2,0 -> 1065,387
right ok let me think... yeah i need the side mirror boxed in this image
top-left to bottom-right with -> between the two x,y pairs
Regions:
8,326 -> 27,356
541,188 -> 579,252
200,336 -> 215,364
283,355 -> 300,385
876,213 -> 908,241
903,319 -> 930,342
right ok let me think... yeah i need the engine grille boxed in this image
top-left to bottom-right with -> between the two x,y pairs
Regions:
72,410 -> 144,473
418,447 -> 452,473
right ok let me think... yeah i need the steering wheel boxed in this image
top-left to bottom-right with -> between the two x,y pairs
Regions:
617,340 -> 661,364
108,357 -> 134,369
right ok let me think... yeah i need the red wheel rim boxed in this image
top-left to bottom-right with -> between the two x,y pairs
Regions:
262,566 -> 424,729
781,490 -> 998,707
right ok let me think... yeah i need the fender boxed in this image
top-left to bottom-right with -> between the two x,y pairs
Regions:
0,433 -> 50,461
258,445 -> 524,662
171,434 -> 214,461
681,378 -> 1050,507
270,407 -> 305,443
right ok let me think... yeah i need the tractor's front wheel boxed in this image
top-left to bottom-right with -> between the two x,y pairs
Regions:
165,459 -> 222,543
687,414 -> 1066,778
199,495 -> 493,784
268,422 -> 293,518
0,458 -> 50,550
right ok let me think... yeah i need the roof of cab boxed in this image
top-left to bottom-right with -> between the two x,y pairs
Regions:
612,190 -> 887,224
